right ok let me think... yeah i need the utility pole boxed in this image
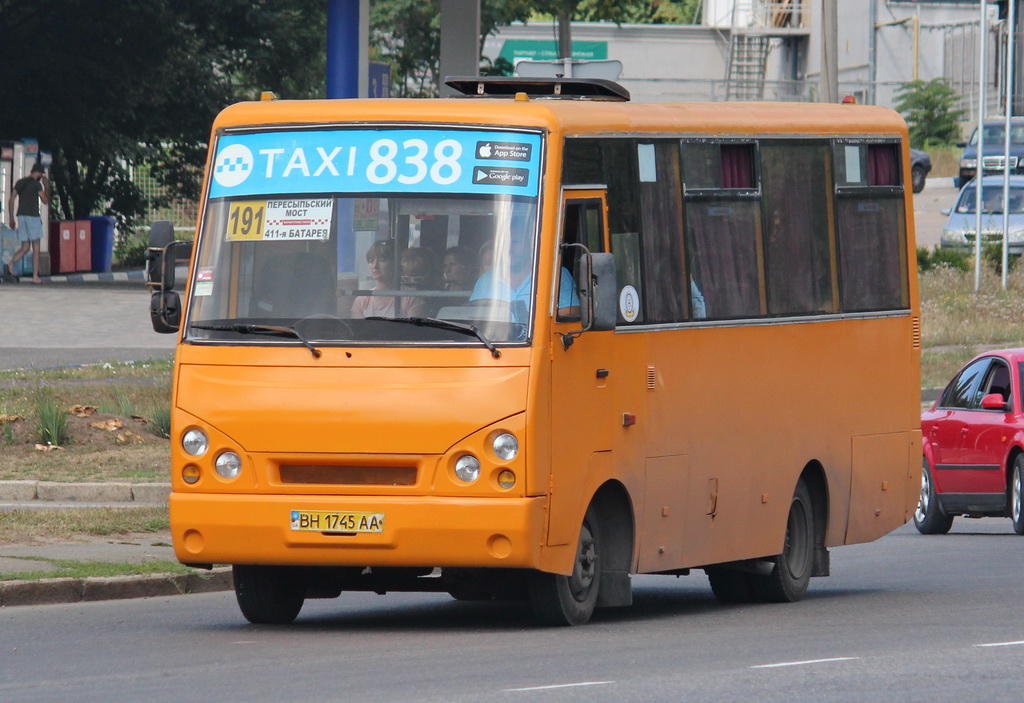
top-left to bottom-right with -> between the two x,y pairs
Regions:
820,0 -> 839,102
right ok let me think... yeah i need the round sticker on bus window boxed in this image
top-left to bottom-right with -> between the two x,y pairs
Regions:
619,285 -> 639,323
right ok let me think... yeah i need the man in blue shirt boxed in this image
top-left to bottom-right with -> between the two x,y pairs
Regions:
470,234 -> 580,320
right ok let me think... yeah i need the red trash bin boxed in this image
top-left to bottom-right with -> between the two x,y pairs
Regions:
74,220 -> 91,272
48,221 -> 76,274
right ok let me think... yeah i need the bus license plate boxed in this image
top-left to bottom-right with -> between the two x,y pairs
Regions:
290,510 -> 384,533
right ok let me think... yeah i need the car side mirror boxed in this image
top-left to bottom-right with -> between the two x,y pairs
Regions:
957,141 -> 967,148
941,208 -> 952,216
981,393 -> 1010,411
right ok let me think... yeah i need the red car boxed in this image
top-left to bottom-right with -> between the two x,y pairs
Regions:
919,349 -> 1024,535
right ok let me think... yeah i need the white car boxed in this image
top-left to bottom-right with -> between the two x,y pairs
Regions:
941,175 -> 1024,255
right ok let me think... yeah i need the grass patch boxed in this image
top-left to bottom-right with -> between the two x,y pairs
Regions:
919,266 -> 1024,348
34,395 -> 68,447
0,507 -> 169,544
0,558 -> 193,582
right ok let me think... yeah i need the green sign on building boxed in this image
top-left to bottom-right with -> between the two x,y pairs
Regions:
498,39 -> 608,63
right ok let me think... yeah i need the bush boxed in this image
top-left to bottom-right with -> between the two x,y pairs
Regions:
918,245 -> 971,272
982,243 -> 1021,275
113,232 -> 148,268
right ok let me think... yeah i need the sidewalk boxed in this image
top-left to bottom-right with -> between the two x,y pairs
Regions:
0,479 -> 234,606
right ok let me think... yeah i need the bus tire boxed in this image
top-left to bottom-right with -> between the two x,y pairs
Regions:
914,457 -> 954,535
1010,455 -> 1024,535
750,480 -> 815,603
706,567 -> 756,603
233,565 -> 305,624
528,509 -> 600,626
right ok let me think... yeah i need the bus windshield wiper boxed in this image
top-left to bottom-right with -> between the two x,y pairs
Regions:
365,316 -> 501,358
190,322 -> 322,358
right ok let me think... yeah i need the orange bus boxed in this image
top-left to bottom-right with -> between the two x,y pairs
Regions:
147,77 -> 921,625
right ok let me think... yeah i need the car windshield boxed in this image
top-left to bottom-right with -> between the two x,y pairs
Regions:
970,124 -> 1024,145
185,126 -> 543,348
955,185 -> 1024,214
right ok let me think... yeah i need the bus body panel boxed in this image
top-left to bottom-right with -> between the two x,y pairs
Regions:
165,93 -> 922,600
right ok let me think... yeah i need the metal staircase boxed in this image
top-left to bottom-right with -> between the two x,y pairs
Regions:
723,0 -> 807,100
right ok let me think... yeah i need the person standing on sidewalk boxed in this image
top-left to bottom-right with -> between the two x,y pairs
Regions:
6,162 -> 51,283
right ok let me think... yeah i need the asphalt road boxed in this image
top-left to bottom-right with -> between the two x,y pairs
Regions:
914,178 -> 959,251
2,519 -> 1022,703
0,284 -> 175,370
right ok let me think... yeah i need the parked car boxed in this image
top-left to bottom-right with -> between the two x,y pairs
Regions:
939,175 -> 1024,254
910,148 -> 932,193
956,117 -> 1024,188
918,349 -> 1024,535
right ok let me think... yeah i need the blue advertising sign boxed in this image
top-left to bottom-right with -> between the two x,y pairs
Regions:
209,128 -> 542,199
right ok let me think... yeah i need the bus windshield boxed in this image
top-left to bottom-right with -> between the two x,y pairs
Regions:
185,126 -> 543,347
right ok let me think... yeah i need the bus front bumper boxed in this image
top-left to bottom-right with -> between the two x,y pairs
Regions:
170,492 -> 546,569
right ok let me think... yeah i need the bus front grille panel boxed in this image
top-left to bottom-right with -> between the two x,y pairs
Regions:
279,465 -> 418,486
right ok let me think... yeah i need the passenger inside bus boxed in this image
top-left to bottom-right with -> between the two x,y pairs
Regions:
443,246 -> 477,291
351,239 -> 397,318
399,246 -> 441,317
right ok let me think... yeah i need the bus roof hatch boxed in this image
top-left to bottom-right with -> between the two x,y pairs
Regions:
444,76 -> 630,102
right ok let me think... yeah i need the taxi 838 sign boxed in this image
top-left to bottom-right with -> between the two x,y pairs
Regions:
209,128 -> 542,199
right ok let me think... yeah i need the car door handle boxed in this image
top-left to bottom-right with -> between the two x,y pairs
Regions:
961,428 -> 969,434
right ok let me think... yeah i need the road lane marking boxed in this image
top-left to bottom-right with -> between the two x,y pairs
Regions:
976,640 -> 1024,648
504,681 -> 615,692
751,657 -> 858,669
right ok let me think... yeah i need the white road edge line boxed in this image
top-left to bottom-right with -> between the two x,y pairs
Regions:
751,657 -> 859,669
504,681 -> 615,692
976,640 -> 1024,648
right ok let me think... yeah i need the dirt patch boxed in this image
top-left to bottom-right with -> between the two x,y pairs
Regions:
0,411 -> 169,482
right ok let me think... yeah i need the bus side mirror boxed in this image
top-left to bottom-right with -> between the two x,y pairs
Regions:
145,220 -> 176,290
145,220 -> 182,334
579,252 -> 616,332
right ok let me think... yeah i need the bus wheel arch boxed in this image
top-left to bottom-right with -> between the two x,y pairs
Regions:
751,464 -> 829,603
529,481 -> 634,625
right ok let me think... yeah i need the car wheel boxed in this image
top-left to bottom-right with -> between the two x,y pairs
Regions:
1010,455 -> 1024,535
912,165 -> 926,193
914,458 -> 954,535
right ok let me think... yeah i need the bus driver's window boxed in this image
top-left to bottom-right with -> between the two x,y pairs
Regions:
558,199 -> 604,321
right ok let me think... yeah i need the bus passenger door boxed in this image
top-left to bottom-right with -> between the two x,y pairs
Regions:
548,190 -> 616,547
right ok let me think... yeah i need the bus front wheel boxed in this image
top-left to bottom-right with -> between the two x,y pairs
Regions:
749,480 -> 815,603
233,565 -> 306,624
529,509 -> 600,626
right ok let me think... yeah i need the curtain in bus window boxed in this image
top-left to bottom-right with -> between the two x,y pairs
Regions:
836,196 -> 907,311
640,142 -> 686,323
721,144 -> 753,189
761,143 -> 834,315
868,144 -> 899,186
685,200 -> 761,319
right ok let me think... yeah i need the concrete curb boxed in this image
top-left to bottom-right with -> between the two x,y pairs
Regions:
0,567 -> 232,607
0,481 -> 170,503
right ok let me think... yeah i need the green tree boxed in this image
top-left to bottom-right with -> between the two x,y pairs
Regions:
894,79 -> 964,149
0,0 -> 325,231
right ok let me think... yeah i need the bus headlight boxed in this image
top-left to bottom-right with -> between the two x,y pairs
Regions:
454,455 -> 481,483
215,451 -> 242,479
182,429 -> 209,456
492,433 -> 519,461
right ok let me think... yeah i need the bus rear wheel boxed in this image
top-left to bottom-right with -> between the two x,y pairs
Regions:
529,510 -> 600,626
233,565 -> 306,624
749,480 -> 815,603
